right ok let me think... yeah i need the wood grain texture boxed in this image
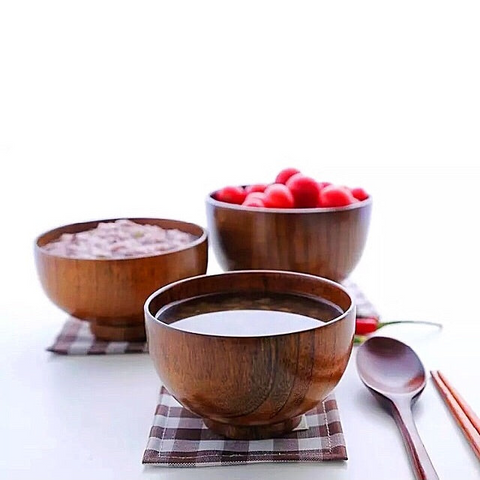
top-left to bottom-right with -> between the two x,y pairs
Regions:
357,337 -> 439,480
145,270 -> 355,439
206,194 -> 372,282
35,218 -> 208,341
391,398 -> 439,480
430,370 -> 480,460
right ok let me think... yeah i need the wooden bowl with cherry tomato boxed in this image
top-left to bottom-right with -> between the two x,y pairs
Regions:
206,168 -> 372,282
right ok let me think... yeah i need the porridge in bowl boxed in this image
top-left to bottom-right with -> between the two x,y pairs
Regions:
42,219 -> 197,259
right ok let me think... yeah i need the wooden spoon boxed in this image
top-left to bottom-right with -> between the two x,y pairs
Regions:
356,336 -> 439,480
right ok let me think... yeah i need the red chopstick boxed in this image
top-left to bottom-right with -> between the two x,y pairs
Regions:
430,370 -> 480,460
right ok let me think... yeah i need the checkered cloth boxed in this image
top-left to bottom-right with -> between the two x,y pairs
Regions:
46,318 -> 147,355
47,281 -> 378,355
143,387 -> 347,466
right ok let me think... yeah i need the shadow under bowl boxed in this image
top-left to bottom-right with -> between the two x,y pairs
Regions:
206,192 -> 372,282
145,270 -> 355,439
35,217 -> 208,341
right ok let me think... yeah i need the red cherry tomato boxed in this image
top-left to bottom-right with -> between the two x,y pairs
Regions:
245,184 -> 268,194
244,192 -> 266,202
216,186 -> 246,205
263,184 -> 295,208
275,168 -> 301,185
316,182 -> 332,205
350,187 -> 369,201
285,173 -> 320,208
243,196 -> 266,207
319,185 -> 356,207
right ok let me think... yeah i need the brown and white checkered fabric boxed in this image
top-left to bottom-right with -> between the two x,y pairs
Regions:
143,387 -> 347,466
46,317 -> 147,355
47,282 -> 378,355
343,280 -> 379,319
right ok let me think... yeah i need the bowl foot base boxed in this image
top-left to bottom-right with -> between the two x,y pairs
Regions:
89,321 -> 146,342
203,416 -> 302,440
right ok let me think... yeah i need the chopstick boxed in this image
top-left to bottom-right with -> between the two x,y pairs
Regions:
430,370 -> 480,460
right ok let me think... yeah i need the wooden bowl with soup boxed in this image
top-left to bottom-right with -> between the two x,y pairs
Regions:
35,218 -> 208,341
145,270 -> 355,439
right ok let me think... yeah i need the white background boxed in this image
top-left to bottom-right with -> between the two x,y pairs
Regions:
1,1 -> 480,479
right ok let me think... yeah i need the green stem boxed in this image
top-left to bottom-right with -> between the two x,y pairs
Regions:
378,320 -> 443,329
354,335 -> 367,345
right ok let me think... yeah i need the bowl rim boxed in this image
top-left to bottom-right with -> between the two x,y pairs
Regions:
34,217 -> 208,262
144,270 -> 355,339
206,189 -> 372,214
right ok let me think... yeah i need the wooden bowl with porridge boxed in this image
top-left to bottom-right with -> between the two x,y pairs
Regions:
34,218 -> 208,341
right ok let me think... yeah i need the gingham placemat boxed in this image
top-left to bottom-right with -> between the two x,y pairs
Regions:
344,279 -> 379,319
47,281 -> 378,355
143,387 -> 347,467
46,317 -> 147,355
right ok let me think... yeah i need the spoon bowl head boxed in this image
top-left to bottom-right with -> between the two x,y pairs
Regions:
356,337 -> 427,399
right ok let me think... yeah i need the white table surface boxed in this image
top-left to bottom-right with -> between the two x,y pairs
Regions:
2,1 -> 480,478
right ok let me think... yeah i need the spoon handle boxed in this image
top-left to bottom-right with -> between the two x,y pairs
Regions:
392,401 -> 439,480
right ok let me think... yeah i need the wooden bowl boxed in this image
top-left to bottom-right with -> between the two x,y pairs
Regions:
145,270 -> 355,439
206,193 -> 372,282
35,218 -> 208,341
